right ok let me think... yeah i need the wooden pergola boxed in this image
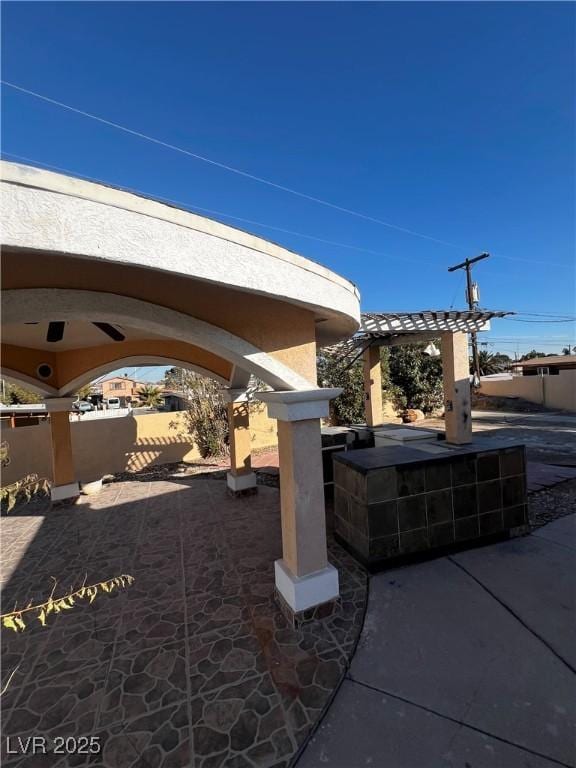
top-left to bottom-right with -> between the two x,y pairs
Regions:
327,310 -> 512,444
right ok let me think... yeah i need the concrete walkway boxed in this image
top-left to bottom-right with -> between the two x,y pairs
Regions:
298,515 -> 576,768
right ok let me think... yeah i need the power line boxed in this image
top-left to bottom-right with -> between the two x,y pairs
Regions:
2,81 -> 462,250
511,311 -> 576,318
449,273 -> 466,310
2,80 -> 572,270
509,318 -> 576,323
0,152 -> 447,270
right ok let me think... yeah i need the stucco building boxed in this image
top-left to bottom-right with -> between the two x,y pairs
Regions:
1,160 -> 360,619
511,354 -> 576,376
1,160 -> 509,618
100,374 -> 142,405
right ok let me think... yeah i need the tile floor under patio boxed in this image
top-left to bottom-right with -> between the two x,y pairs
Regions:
0,476 -> 368,768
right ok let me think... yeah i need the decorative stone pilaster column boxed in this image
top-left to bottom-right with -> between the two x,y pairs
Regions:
258,388 -> 342,623
44,397 -> 79,501
223,388 -> 257,494
441,332 -> 473,445
363,344 -> 383,427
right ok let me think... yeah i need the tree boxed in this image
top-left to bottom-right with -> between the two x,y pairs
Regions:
317,352 -> 366,425
181,373 -> 229,457
561,346 -> 576,356
0,382 -> 42,406
388,344 -> 443,413
163,367 -> 183,390
317,342 -> 443,425
136,385 -> 164,408
520,350 -> 547,361
476,351 -> 509,376
165,368 -> 229,457
75,384 -> 93,401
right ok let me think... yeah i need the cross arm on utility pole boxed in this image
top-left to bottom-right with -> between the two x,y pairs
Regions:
447,252 -> 490,273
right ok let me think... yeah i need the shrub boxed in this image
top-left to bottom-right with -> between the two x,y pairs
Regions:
317,351 -> 366,425
166,370 -> 229,458
318,341 -> 444,425
388,344 -> 443,413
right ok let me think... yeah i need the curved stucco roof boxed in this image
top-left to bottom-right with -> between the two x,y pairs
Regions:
0,161 -> 360,344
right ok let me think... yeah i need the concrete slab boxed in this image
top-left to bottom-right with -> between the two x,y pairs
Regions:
375,427 -> 438,441
534,514 -> 576,550
350,557 -> 576,765
528,462 -> 576,493
453,528 -> 576,669
298,679 -> 561,768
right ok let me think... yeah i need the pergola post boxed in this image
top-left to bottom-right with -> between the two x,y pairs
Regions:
363,344 -> 382,427
223,388 -> 257,494
441,332 -> 473,444
259,388 -> 342,622
45,397 -> 79,501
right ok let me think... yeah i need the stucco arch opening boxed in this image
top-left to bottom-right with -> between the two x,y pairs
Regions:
1,161 -> 362,618
60,356 -> 230,397
2,289 -> 316,394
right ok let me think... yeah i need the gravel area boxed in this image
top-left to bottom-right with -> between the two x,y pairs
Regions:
528,478 -> 576,528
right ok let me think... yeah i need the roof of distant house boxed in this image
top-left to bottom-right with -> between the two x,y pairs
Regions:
511,354 -> 576,368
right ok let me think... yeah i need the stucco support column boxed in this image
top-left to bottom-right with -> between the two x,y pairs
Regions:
223,388 -> 257,494
45,397 -> 79,501
363,344 -> 383,427
441,332 -> 473,445
259,388 -> 342,621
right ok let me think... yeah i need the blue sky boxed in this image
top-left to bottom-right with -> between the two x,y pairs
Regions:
2,1 -> 574,377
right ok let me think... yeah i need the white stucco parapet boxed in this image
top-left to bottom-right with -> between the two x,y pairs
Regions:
43,397 -> 77,413
258,388 -> 343,422
1,161 -> 360,345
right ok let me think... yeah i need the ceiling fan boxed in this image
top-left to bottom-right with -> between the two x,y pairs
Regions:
24,321 -> 126,343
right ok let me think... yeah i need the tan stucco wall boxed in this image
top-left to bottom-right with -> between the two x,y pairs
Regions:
2,251 -> 319,383
480,370 -> 576,412
1,407 -> 278,486
1,339 -> 233,395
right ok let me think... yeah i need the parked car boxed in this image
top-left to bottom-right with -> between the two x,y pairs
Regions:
106,397 -> 121,409
73,400 -> 94,413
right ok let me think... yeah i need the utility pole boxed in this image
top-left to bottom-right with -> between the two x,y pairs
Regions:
448,252 -> 490,386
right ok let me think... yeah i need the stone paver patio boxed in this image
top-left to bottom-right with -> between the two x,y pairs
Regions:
0,476 -> 367,768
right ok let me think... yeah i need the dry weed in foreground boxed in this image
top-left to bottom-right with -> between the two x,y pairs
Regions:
0,474 -> 50,513
0,574 -> 135,632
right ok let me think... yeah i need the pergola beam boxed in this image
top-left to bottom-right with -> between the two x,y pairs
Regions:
368,332 -> 441,347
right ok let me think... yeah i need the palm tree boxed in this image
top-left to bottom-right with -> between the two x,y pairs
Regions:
477,351 -> 508,376
561,346 -> 575,356
136,384 -> 164,409
76,383 -> 93,401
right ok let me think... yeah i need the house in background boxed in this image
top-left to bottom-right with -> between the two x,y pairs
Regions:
511,354 -> 576,377
481,354 -> 576,411
100,375 -> 144,406
161,389 -> 189,412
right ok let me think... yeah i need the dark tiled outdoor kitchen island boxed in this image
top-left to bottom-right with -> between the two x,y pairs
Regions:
333,439 -> 529,568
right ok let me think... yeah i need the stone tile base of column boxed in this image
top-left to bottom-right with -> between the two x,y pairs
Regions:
510,524 -> 531,538
275,585 -> 340,628
50,482 -> 80,502
274,559 -> 339,627
226,471 -> 258,496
